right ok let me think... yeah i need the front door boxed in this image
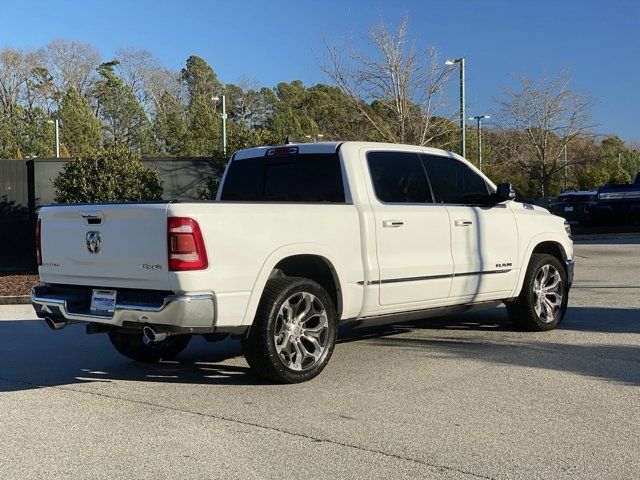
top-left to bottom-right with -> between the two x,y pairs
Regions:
367,150 -> 454,306
445,204 -> 518,299
422,153 -> 518,301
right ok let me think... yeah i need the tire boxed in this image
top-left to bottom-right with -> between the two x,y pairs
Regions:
506,253 -> 568,331
108,331 -> 192,362
242,277 -> 337,383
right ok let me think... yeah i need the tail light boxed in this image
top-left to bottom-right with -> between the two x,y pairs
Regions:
167,217 -> 208,271
35,219 -> 42,266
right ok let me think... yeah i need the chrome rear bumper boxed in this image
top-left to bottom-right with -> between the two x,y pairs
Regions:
32,285 -> 215,330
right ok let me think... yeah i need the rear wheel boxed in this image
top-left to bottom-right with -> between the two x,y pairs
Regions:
108,330 -> 192,362
242,277 -> 337,383
506,253 -> 568,331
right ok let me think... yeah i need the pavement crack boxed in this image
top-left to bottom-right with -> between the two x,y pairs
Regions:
0,374 -> 495,480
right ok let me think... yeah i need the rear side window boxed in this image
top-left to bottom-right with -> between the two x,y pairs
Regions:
421,154 -> 490,204
219,157 -> 264,200
220,153 -> 345,202
367,151 -> 432,203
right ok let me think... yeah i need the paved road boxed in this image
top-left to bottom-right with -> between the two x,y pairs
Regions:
1,236 -> 638,479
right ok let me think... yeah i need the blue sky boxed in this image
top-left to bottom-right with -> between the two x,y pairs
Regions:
1,0 -> 638,141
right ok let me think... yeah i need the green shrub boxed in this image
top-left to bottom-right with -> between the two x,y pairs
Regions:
52,145 -> 163,203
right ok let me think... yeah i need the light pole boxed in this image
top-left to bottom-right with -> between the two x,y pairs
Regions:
445,57 -> 465,158
564,145 -> 568,190
469,115 -> 489,171
47,119 -> 60,158
211,95 -> 227,156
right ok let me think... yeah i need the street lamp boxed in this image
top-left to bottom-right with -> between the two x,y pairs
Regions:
469,115 -> 490,171
47,119 -> 60,158
445,57 -> 466,158
211,95 -> 227,156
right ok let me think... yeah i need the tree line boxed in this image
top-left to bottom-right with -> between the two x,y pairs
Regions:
1,18 -> 638,201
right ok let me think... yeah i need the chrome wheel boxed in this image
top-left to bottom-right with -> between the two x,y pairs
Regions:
533,264 -> 563,323
274,291 -> 329,371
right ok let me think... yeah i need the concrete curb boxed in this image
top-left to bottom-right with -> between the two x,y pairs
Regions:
0,295 -> 31,305
573,232 -> 640,242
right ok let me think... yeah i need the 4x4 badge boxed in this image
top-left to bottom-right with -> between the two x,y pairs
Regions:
86,231 -> 101,254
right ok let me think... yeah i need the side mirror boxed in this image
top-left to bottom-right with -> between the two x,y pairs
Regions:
494,183 -> 516,203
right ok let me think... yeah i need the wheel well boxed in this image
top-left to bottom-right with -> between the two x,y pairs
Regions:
532,241 -> 567,264
272,255 -> 342,317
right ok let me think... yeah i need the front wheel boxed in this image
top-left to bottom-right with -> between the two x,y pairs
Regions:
242,277 -> 337,383
506,253 -> 568,331
108,330 -> 192,362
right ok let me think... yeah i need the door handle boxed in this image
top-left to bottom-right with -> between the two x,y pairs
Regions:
454,219 -> 473,227
382,220 -> 404,228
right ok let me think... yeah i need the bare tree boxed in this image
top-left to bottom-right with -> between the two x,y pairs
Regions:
39,39 -> 101,99
494,71 -> 597,200
0,47 -> 41,113
319,15 -> 456,147
115,47 -> 183,114
225,75 -> 273,127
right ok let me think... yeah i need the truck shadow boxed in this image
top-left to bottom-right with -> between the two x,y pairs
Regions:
0,305 -> 638,391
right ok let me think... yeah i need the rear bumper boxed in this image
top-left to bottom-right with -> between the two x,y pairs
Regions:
32,285 -> 216,331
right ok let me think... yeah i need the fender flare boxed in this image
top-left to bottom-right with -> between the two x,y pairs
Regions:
511,233 -> 571,298
241,243 -> 346,326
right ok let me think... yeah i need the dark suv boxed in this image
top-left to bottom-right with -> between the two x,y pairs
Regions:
593,172 -> 640,226
550,190 -> 598,225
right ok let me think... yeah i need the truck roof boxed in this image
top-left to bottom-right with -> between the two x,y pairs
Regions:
233,141 -> 464,161
559,190 -> 598,196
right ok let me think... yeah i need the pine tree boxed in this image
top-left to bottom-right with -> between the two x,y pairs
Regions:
185,94 -> 219,156
180,55 -> 223,99
20,106 -> 55,158
58,86 -> 102,156
94,61 -> 157,154
153,92 -> 187,156
180,56 -> 223,156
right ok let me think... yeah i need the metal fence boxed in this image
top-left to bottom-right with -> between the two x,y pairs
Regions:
0,156 -> 226,271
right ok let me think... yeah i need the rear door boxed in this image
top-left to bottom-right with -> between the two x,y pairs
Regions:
422,154 -> 518,301
39,203 -> 172,290
367,150 -> 453,306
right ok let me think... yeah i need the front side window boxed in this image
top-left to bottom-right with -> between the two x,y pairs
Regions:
421,154 -> 490,204
367,151 -> 432,203
220,153 -> 345,202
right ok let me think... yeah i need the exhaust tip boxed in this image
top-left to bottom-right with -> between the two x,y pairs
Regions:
45,317 -> 69,331
142,325 -> 167,343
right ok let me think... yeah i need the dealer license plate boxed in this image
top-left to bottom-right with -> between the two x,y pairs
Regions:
90,289 -> 117,313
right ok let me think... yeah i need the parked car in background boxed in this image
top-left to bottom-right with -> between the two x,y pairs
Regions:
549,190 -> 599,225
593,172 -> 640,226
32,142 -> 574,383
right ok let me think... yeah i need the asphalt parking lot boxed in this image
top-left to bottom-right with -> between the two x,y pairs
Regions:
1,235 -> 638,480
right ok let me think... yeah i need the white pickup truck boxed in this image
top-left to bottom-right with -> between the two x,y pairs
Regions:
33,141 -> 574,383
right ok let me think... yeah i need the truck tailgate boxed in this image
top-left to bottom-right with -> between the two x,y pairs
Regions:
39,203 -> 171,290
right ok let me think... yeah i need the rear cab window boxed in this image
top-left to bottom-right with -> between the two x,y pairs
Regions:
366,151 -> 433,203
220,153 -> 345,203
